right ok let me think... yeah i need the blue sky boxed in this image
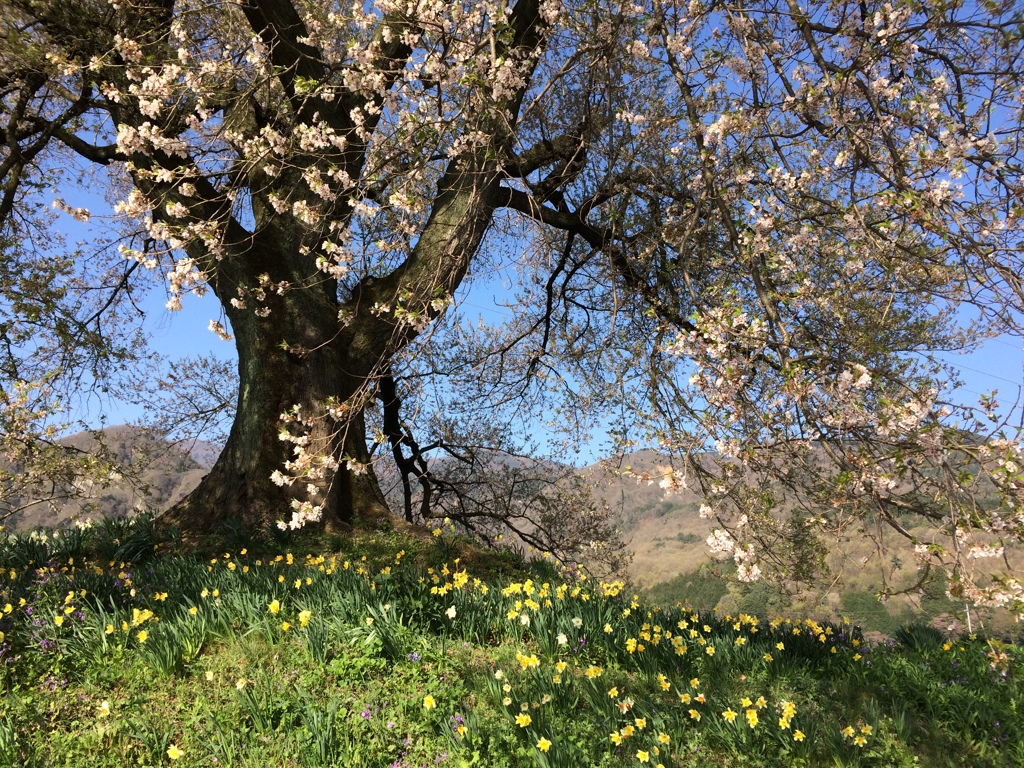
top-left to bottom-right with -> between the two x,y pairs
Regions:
938,336 -> 1024,424
89,267 -> 1024,458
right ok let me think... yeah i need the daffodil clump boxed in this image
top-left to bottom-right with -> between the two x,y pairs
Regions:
0,516 -> 1020,767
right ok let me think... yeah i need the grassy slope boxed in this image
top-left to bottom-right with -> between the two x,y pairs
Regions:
0,516 -> 1021,768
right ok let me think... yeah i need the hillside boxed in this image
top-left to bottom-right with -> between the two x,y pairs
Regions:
583,451 -> 1024,637
5,433 -> 714,585
584,450 -> 714,586
0,516 -> 1020,768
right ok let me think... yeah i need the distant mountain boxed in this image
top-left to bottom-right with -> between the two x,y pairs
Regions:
3,425 -> 210,534
185,439 -> 222,470
54,432 -> 718,585
593,452 -> 1022,638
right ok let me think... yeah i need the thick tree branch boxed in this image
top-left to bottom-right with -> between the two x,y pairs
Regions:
238,0 -> 327,117
497,187 -> 700,335
497,186 -> 611,248
51,129 -> 120,165
503,133 -> 583,178
346,0 -> 549,356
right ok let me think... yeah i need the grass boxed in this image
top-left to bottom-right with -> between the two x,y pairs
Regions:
0,515 -> 1022,768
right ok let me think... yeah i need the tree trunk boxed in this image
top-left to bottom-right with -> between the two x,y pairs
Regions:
160,109 -> 509,537
160,279 -> 391,536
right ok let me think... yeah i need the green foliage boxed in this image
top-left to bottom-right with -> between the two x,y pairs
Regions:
137,624 -> 186,676
840,590 -> 906,637
893,624 -> 945,653
299,696 -> 341,765
736,580 -> 791,619
642,567 -> 730,612
0,716 -> 20,766
128,718 -> 173,765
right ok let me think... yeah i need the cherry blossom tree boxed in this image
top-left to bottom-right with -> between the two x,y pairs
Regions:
2,0 -> 1023,605
3,0 -> 564,535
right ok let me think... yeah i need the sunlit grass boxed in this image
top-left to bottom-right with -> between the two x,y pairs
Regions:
0,516 -> 1021,768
